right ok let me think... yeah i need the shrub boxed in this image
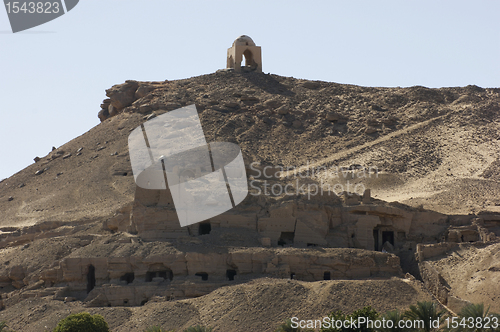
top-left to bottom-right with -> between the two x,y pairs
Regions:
53,312 -> 109,332
457,303 -> 500,332
404,301 -> 446,332
378,310 -> 407,332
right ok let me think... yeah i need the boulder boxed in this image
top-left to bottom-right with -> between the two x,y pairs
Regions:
100,99 -> 111,109
276,105 -> 289,115
292,120 -> 302,128
98,109 -> 109,122
326,112 -> 340,122
9,265 -> 25,282
135,83 -> 158,99
105,80 -> 139,110
264,99 -> 282,109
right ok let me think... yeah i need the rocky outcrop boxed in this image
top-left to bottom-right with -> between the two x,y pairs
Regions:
98,80 -> 165,122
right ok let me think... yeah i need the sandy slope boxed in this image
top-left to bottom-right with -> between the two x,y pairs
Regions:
0,277 -> 433,332
425,242 -> 500,313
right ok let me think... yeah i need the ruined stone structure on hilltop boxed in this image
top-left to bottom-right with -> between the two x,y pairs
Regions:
226,35 -> 262,73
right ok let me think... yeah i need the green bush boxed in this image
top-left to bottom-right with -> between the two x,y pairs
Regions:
53,312 -> 109,332
378,310 -> 407,332
456,303 -> 500,332
404,301 -> 446,332
320,306 -> 380,332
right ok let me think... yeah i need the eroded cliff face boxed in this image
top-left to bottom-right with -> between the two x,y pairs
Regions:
0,71 -> 499,330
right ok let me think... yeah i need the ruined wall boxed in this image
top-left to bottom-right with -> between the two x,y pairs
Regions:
35,248 -> 402,306
105,184 -> 450,253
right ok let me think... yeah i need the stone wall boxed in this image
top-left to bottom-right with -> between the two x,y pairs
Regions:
105,185 -> 446,252
35,248 -> 402,306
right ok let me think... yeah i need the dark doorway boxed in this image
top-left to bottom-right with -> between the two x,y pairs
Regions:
382,231 -> 394,247
145,271 -> 155,282
87,265 -> 96,294
323,272 -> 331,280
195,272 -> 208,281
278,232 -> 295,246
146,269 -> 173,282
120,272 -> 135,284
199,222 -> 211,235
373,229 -> 379,251
290,273 -> 296,280
226,269 -> 237,281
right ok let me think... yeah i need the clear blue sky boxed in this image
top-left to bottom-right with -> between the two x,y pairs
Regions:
1,1 -> 499,180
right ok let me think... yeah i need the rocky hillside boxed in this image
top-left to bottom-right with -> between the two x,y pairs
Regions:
1,71 -> 499,230
0,277 -> 432,332
0,71 -> 499,331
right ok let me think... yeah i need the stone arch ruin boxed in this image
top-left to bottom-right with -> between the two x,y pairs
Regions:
227,35 -> 262,72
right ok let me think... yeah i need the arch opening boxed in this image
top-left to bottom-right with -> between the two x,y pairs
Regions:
242,49 -> 257,70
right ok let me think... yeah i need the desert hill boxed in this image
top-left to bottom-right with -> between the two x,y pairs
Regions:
1,71 -> 499,228
0,70 -> 499,331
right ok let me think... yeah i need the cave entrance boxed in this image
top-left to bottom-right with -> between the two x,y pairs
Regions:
120,272 -> 135,284
146,268 -> 173,282
87,265 -> 96,294
199,222 -> 211,235
226,269 -> 237,281
278,232 -> 295,246
323,272 -> 331,280
382,231 -> 394,247
195,272 -> 209,281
